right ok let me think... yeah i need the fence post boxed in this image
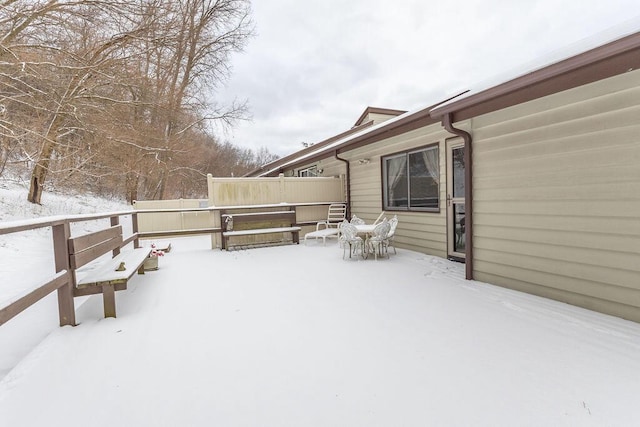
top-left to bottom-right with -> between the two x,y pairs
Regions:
110,215 -> 121,255
207,174 -> 214,206
279,173 -> 285,203
52,222 -> 76,327
131,213 -> 140,249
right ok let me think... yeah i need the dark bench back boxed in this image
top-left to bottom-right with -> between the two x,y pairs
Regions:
68,225 -> 123,270
221,210 -> 296,232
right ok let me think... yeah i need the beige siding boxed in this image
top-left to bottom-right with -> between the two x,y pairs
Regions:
346,125 -> 451,258
286,124 -> 451,257
471,69 -> 640,322
366,112 -> 401,125
293,157 -> 345,178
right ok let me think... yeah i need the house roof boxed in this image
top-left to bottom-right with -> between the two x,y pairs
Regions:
246,106 -> 409,176
243,120 -> 375,177
256,92 -> 466,177
430,26 -> 640,122
352,107 -> 407,127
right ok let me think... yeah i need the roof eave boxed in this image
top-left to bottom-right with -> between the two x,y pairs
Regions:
431,31 -> 640,122
245,120 -> 375,177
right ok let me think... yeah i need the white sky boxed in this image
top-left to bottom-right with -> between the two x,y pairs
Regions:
215,0 -> 640,157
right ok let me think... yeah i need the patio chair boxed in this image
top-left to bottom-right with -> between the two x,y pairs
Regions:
366,219 -> 391,260
316,203 -> 347,231
338,221 -> 364,259
383,215 -> 398,255
304,203 -> 346,245
350,215 -> 365,225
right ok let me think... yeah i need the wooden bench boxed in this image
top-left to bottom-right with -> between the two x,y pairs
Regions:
68,225 -> 151,318
220,209 -> 301,250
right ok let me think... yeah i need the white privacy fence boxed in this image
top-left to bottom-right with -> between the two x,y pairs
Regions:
133,199 -> 213,234
134,174 -> 346,248
207,174 -> 345,206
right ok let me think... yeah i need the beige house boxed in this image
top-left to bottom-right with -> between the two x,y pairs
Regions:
247,31 -> 640,323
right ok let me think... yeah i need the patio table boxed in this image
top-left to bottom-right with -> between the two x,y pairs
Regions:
353,224 -> 377,257
354,224 -> 376,236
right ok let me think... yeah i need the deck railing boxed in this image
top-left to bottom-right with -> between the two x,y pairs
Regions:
0,201 -> 340,329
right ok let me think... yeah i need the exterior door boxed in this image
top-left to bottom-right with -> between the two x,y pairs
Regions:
447,141 -> 466,260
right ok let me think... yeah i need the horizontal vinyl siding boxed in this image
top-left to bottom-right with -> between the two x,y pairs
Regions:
347,125 -> 450,258
471,69 -> 640,322
292,157 -> 346,179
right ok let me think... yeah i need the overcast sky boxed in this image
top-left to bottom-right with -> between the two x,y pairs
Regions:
214,0 -> 640,158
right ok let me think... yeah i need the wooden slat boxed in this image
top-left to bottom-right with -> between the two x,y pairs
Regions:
69,235 -> 122,270
75,248 -> 151,287
222,211 -> 295,223
222,210 -> 295,217
73,283 -> 127,297
122,232 -> 140,247
139,228 -> 222,238
0,271 -> 71,326
68,225 -> 122,253
223,226 -> 301,237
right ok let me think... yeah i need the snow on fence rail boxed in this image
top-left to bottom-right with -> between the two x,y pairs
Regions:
0,210 -> 140,327
0,202 -> 344,329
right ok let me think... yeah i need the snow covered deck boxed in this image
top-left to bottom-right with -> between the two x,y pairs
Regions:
1,236 -> 640,426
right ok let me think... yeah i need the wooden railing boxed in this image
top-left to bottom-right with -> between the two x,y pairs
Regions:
0,201 -> 341,329
0,210 -> 138,327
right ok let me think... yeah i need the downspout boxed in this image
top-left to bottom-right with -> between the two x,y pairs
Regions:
442,113 -> 474,280
334,150 -> 351,218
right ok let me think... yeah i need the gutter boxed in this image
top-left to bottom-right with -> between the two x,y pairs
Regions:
442,113 -> 474,281
334,151 -> 351,218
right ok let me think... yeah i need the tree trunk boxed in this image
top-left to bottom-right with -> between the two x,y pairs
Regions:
126,172 -> 139,203
28,162 -> 48,204
28,115 -> 63,204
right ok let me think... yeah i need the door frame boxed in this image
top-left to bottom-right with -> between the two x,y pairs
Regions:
446,139 -> 466,260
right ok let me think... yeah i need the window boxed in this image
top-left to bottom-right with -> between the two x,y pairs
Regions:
382,145 -> 439,211
298,166 -> 318,177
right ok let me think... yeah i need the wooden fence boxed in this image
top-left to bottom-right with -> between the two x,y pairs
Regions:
0,201 -> 342,329
0,210 -> 139,328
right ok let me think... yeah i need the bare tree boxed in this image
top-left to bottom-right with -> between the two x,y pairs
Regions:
0,0 -> 258,203
142,0 -> 253,199
0,0 -> 154,203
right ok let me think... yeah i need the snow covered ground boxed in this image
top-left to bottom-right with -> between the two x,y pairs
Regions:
1,183 -> 640,426
0,181 -> 131,379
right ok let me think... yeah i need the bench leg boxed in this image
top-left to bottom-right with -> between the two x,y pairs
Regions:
293,231 -> 299,244
102,285 -> 116,318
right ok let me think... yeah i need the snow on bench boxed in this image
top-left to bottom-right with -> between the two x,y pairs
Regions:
69,225 -> 151,318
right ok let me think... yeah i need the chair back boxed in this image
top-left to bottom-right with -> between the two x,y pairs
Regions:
372,220 -> 391,239
350,215 -> 365,225
339,221 -> 358,240
388,215 -> 398,237
326,203 -> 347,226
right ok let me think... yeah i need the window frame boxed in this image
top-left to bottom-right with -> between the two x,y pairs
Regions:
298,165 -> 318,177
381,143 -> 440,213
